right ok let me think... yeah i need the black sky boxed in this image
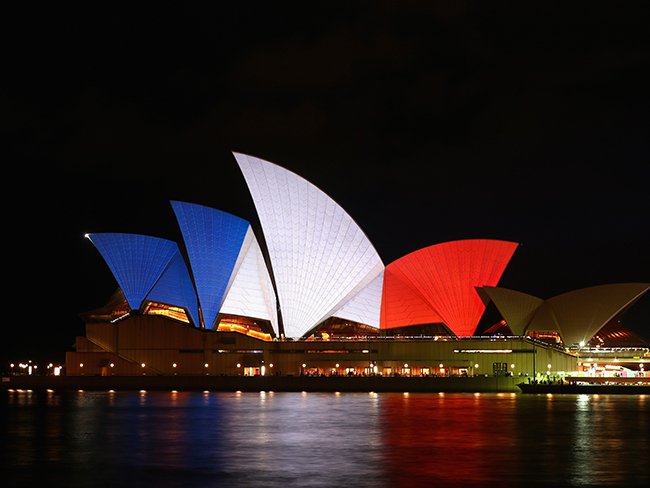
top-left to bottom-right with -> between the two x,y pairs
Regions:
5,2 -> 650,365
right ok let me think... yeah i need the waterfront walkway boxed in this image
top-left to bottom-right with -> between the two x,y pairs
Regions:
1,374 -> 521,393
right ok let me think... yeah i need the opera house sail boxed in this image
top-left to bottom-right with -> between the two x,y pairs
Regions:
380,239 -> 519,336
480,283 -> 650,347
234,152 -> 385,338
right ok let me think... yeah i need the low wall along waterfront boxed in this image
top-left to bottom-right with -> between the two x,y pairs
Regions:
1,374 -> 522,393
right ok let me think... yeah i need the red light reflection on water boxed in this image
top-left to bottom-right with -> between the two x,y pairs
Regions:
379,392 -> 520,487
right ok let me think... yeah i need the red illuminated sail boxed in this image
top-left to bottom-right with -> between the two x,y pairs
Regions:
380,266 -> 443,328
380,239 -> 518,335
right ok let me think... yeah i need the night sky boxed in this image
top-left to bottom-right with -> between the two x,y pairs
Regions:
5,2 -> 649,366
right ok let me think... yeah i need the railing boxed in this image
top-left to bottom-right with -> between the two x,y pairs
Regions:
300,335 -> 532,342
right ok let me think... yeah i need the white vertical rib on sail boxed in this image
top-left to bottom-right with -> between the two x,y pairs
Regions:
234,152 -> 384,338
331,269 -> 384,327
220,227 -> 278,335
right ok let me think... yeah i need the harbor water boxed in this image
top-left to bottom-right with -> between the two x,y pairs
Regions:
2,390 -> 649,487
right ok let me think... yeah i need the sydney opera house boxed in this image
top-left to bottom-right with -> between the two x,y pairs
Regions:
66,152 -> 650,380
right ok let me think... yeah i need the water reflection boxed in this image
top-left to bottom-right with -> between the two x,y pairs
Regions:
2,390 -> 649,487
379,392 -> 521,487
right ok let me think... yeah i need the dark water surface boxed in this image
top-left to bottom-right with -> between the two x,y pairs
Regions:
2,390 -> 649,487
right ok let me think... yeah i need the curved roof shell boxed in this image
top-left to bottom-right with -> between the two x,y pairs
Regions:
380,239 -> 519,336
146,251 -> 200,326
381,266 -> 444,328
171,200 -> 250,329
85,233 -> 198,324
331,270 -> 385,327
220,227 -> 279,335
481,283 -> 650,346
536,283 -> 650,346
234,152 -> 384,338
477,286 -> 544,336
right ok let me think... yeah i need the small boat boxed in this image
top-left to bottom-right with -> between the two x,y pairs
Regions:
518,377 -> 650,394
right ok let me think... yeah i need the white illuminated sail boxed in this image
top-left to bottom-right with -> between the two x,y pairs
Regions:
220,228 -> 279,334
234,152 -> 384,338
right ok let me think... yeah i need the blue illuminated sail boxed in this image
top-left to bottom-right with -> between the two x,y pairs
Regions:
86,233 -> 179,311
171,201 -> 250,328
146,251 -> 200,327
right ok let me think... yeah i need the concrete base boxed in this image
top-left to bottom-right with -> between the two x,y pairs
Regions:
1,374 -> 521,393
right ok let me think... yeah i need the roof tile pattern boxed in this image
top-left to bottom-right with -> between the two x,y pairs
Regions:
234,152 -> 384,338
171,200 -> 250,329
481,283 -> 650,346
86,233 -> 180,311
220,227 -> 279,334
381,239 -> 518,336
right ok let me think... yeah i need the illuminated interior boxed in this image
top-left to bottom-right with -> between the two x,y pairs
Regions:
143,301 -> 191,324
216,314 -> 274,341
305,317 -> 381,339
528,330 -> 562,345
79,290 -> 131,323
588,319 -> 649,347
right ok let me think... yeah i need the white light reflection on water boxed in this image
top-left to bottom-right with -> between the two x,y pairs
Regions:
1,391 -> 649,487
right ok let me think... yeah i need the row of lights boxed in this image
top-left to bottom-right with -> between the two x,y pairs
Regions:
10,362 -> 63,376
75,361 -> 537,373
79,362 -> 277,370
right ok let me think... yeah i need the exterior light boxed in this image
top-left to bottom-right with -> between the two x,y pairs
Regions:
474,364 -> 479,369
236,363 -> 241,368
547,364 -> 552,370
80,363 -> 84,368
141,363 -> 146,368
511,364 -> 515,369
172,363 -> 177,368
404,363 -> 408,368
269,363 -> 273,368
204,363 -> 209,368
110,363 -> 114,368
439,363 -> 444,368
302,363 -> 306,368
336,363 -> 340,368
579,341 -> 585,348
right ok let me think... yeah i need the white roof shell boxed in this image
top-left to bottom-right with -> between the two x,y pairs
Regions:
220,227 -> 279,334
234,152 -> 384,338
